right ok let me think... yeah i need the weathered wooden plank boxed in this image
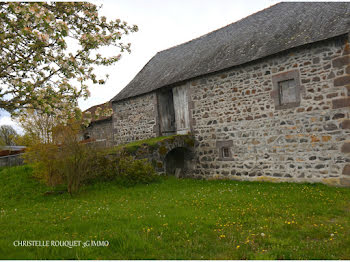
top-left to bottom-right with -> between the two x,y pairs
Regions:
173,85 -> 190,134
157,89 -> 175,135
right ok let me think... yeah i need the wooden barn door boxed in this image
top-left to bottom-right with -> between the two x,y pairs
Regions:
157,89 -> 176,136
172,85 -> 190,134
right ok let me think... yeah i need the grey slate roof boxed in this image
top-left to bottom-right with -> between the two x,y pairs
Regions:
112,2 -> 350,102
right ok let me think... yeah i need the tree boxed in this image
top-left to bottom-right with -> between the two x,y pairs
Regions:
0,125 -> 18,146
14,98 -> 90,145
15,108 -> 58,144
14,133 -> 33,147
0,2 -> 138,115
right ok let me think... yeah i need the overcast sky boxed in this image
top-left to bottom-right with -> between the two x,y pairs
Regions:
1,0 -> 286,132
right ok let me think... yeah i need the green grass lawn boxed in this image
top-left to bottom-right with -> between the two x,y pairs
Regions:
0,166 -> 350,259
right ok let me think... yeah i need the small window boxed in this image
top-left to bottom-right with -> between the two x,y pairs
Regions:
278,79 -> 297,105
222,147 -> 230,158
216,140 -> 233,161
271,70 -> 301,110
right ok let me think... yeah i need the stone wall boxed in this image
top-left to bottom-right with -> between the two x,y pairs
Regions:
84,119 -> 113,148
112,93 -> 158,145
187,35 -> 350,186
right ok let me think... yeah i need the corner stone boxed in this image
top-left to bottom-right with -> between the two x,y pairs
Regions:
343,164 -> 350,176
334,75 -> 350,87
341,142 -> 350,153
332,55 -> 350,68
340,177 -> 350,187
332,97 -> 350,109
340,119 -> 350,129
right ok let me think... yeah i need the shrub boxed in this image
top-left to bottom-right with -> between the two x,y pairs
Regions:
57,141 -> 97,195
23,142 -> 64,187
23,121 -> 100,195
25,136 -> 159,194
85,150 -> 117,182
88,151 -> 159,186
114,155 -> 159,186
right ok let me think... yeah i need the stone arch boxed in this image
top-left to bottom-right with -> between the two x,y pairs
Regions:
117,134 -> 195,176
164,146 -> 193,177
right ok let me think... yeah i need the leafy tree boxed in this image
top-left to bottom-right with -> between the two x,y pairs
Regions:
15,102 -> 107,144
14,133 -> 34,147
0,2 -> 138,115
0,125 -> 18,146
15,108 -> 58,144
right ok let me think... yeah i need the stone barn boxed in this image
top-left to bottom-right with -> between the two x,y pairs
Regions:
106,2 -> 350,186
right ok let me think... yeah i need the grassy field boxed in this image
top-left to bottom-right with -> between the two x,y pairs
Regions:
0,166 -> 350,259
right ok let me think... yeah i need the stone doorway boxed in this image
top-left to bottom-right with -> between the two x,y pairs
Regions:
164,147 -> 193,177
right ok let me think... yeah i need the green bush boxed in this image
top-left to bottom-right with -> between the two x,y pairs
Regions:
24,141 -> 100,195
84,151 -> 114,182
115,155 -> 159,186
89,151 -> 159,186
26,144 -> 159,193
23,121 -> 102,195
24,119 -> 159,195
23,142 -> 64,187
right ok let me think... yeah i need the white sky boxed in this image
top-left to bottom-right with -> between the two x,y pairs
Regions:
1,0 -> 284,132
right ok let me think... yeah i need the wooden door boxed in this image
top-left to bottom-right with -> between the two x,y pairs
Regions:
172,85 -> 190,134
158,89 -> 176,135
